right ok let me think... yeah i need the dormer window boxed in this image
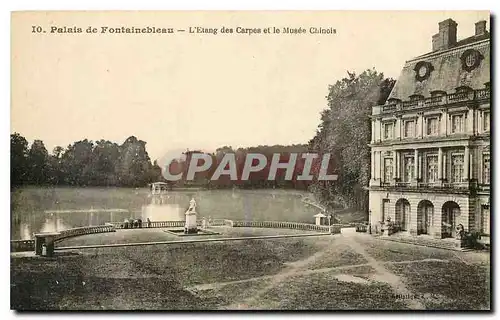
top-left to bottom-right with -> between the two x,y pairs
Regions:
430,90 -> 446,97
455,86 -> 473,93
387,98 -> 401,105
409,94 -> 424,101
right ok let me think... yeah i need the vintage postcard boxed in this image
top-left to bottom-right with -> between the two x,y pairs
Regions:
10,11 -> 490,311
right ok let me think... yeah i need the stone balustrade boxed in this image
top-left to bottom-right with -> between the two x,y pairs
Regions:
54,224 -> 116,242
107,220 -> 186,229
11,218 -> 342,253
377,87 -> 490,114
11,239 -> 36,252
228,220 -> 337,233
10,224 -> 116,252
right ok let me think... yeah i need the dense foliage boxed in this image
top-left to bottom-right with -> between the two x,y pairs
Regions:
308,69 -> 395,212
10,134 -> 162,188
10,134 -> 316,190
168,144 -> 327,190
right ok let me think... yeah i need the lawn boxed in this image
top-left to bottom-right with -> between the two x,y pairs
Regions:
11,231 -> 490,311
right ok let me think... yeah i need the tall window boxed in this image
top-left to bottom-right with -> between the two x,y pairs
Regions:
481,206 -> 490,235
426,155 -> 438,183
384,158 -> 393,182
382,200 -> 390,222
451,154 -> 464,183
426,117 -> 439,136
404,120 -> 415,138
483,112 -> 490,132
403,156 -> 414,182
480,205 -> 490,235
451,114 -> 464,133
483,153 -> 490,184
384,122 -> 394,140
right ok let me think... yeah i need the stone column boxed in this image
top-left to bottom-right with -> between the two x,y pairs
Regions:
443,153 -> 447,181
371,120 -> 375,143
392,150 -> 397,182
468,108 -> 474,135
464,146 -> 470,181
469,148 -> 474,181
414,149 -> 419,181
440,109 -> 447,136
396,151 -> 400,179
371,151 -> 375,180
438,147 -> 443,180
378,119 -> 382,142
378,151 -> 384,181
420,114 -> 425,137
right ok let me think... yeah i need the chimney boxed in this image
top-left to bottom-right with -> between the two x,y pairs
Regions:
475,20 -> 487,36
432,34 -> 440,51
432,19 -> 458,51
438,19 -> 457,50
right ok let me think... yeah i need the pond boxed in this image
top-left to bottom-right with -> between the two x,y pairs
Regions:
11,187 -> 321,240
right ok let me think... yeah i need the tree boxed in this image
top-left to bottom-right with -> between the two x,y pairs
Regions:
27,140 -> 49,185
308,69 -> 395,213
11,133 -> 29,186
116,136 -> 153,187
92,140 -> 120,186
60,139 -> 95,186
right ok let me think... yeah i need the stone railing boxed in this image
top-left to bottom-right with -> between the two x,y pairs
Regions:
10,225 -> 116,252
355,224 -> 368,233
11,239 -> 36,252
227,220 -> 338,234
206,219 -> 227,227
378,88 -> 490,114
106,220 -> 186,229
54,224 -> 116,242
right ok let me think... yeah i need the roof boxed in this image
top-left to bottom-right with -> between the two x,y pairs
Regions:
314,213 -> 327,218
388,36 -> 490,101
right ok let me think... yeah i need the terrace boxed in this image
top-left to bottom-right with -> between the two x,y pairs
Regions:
376,87 -> 490,115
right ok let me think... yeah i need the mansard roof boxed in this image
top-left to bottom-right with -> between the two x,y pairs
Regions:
388,35 -> 490,101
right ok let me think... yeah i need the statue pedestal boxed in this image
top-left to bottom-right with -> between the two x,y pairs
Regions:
185,211 -> 198,234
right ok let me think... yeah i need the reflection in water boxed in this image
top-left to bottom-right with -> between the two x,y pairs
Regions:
141,203 -> 184,221
40,216 -> 72,234
11,188 -> 319,240
20,223 -> 31,240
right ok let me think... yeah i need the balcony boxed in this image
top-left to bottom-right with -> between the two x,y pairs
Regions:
448,90 -> 475,104
370,179 -> 478,194
475,88 -> 490,100
376,87 -> 490,114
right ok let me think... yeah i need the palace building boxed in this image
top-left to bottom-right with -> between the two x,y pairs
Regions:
368,19 -> 490,241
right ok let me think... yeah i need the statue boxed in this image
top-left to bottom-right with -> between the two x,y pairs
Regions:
184,197 -> 198,234
456,224 -> 465,240
187,197 -> 197,213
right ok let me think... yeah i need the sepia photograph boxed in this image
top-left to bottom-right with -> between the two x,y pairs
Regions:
9,10 -> 491,311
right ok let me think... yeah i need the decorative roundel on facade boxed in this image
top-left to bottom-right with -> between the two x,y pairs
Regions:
460,49 -> 484,72
413,61 -> 434,82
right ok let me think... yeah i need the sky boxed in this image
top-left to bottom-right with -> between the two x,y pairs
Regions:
11,11 -> 489,160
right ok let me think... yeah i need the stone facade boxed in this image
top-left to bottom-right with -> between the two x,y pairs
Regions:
368,19 -> 490,240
